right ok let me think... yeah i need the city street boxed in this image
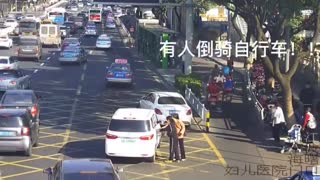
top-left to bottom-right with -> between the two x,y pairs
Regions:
0,10 -> 225,180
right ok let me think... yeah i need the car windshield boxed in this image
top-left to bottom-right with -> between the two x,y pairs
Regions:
19,22 -> 36,28
98,37 -> 109,41
64,172 -> 116,180
0,117 -> 23,127
0,59 -> 9,64
64,39 -> 78,44
74,17 -> 83,22
86,26 -> 95,30
109,120 -> 150,132
0,71 -> 19,78
158,97 -> 186,105
2,93 -> 33,104
19,39 -> 38,45
110,64 -> 130,72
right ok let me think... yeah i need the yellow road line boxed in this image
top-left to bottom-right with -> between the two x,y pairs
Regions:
202,133 -> 227,166
0,160 -> 42,170
185,148 -> 212,154
131,161 -> 217,180
2,169 -> 42,179
0,153 -> 61,167
125,170 -> 169,180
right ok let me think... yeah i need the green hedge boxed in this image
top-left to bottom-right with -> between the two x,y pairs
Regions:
175,74 -> 202,97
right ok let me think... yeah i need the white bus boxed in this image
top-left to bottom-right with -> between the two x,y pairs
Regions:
47,8 -> 66,25
89,8 -> 102,23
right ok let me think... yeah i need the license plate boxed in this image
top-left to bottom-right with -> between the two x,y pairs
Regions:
115,74 -> 124,78
169,110 -> 177,114
0,131 -> 15,136
121,139 -> 135,143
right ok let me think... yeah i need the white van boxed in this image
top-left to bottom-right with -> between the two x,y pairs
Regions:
105,108 -> 162,162
39,24 -> 61,47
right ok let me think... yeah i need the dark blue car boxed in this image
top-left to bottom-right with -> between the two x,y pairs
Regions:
43,158 -> 122,180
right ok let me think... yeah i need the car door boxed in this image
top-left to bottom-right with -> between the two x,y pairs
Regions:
140,93 -> 153,108
151,115 -> 161,147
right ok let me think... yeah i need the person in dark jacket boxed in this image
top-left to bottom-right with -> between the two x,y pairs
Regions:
161,116 -> 181,162
299,82 -> 315,110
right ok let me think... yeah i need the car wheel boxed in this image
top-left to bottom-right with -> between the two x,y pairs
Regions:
24,141 -> 32,156
146,154 -> 155,162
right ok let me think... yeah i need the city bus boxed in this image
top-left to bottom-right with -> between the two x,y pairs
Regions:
89,8 -> 102,22
48,8 -> 66,25
18,19 -> 39,36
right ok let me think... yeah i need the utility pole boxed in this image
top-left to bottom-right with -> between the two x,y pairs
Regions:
285,25 -> 291,72
183,0 -> 193,75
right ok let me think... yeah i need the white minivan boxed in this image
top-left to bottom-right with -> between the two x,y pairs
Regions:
105,108 -> 161,162
39,24 -> 61,47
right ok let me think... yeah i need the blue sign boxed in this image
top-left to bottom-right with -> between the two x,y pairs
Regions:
54,17 -> 64,25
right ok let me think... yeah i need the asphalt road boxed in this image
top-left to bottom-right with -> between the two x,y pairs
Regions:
0,7 -> 225,180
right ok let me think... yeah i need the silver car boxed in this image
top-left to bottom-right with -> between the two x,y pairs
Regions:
59,46 -> 87,65
17,36 -> 42,62
0,70 -> 31,91
0,108 -> 39,156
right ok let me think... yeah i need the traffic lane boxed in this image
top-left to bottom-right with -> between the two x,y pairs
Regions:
0,35 -> 86,180
59,26 -> 224,180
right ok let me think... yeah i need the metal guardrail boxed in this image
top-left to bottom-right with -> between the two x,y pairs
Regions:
245,70 -> 265,121
185,85 -> 209,122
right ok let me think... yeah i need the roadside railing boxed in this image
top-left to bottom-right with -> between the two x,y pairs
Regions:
185,85 -> 209,122
244,70 -> 265,121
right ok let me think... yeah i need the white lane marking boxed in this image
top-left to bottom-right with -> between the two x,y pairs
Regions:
40,63 -> 44,66
46,57 -> 50,60
53,52 -> 56,55
81,73 -> 85,81
89,50 -> 93,55
83,63 -> 87,70
76,85 -> 82,96
33,69 -> 38,73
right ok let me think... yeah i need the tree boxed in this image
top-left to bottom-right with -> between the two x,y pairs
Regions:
213,0 -> 319,126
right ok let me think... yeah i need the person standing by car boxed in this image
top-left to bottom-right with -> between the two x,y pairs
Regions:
172,114 -> 186,161
161,116 -> 181,162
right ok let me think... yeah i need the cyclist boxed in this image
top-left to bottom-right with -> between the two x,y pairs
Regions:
222,65 -> 230,76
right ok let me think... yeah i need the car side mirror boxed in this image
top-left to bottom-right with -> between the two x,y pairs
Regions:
43,167 -> 52,174
116,167 -> 123,173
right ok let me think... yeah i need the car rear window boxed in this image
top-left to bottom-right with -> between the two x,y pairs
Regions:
2,93 -> 33,104
0,116 -> 23,127
109,120 -> 150,132
0,71 -> 19,78
19,39 -> 38,45
158,97 -> 186,105
0,59 -> 8,64
64,173 -> 115,180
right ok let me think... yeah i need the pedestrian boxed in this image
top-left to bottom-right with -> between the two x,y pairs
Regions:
271,102 -> 286,142
211,64 -> 220,78
299,82 -> 315,111
161,116 -> 181,162
172,114 -> 186,161
302,107 -> 317,134
227,57 -> 234,75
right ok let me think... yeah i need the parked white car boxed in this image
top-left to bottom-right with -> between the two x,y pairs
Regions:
4,19 -> 18,29
138,91 -> 192,126
105,108 -> 161,162
0,56 -> 19,70
0,34 -> 12,48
